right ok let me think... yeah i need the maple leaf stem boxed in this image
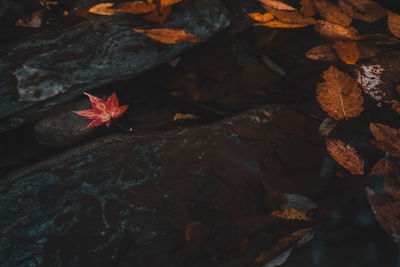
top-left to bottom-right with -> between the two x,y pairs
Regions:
112,117 -> 133,132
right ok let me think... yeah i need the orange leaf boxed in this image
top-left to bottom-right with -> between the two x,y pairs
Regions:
300,0 -> 316,17
305,43 -> 337,61
388,11 -> 400,39
117,1 -> 156,14
88,3 -> 119,15
258,0 -> 315,25
338,0 -> 386,23
370,123 -> 400,157
316,66 -> 363,120
133,28 -> 201,44
248,12 -> 274,23
326,138 -> 364,175
142,6 -> 171,24
160,0 -> 183,7
314,20 -> 360,40
15,10 -> 44,28
271,208 -> 311,221
254,19 -> 309,28
314,0 -> 352,26
370,158 -> 396,177
333,40 -> 360,64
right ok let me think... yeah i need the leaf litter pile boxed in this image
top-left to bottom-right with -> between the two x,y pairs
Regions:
2,0 -> 400,266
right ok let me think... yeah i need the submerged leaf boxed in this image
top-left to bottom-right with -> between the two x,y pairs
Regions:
314,20 -> 360,40
388,11 -> 400,39
326,138 -> 364,175
314,0 -> 352,26
133,28 -> 200,44
333,40 -> 360,64
338,0 -> 386,23
316,66 -> 363,120
370,123 -> 400,157
271,208 -> 311,221
305,43 -> 337,61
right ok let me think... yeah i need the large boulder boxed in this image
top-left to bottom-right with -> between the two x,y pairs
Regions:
0,0 -> 230,132
0,105 -> 329,267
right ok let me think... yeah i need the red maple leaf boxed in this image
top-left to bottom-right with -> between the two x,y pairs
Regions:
73,92 -> 131,131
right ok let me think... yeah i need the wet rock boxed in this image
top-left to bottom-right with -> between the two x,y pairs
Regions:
34,98 -> 96,149
0,105 -> 327,267
0,0 -> 230,132
354,51 -> 400,104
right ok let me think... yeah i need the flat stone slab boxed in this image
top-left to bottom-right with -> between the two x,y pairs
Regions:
0,105 -> 328,267
0,0 -> 229,132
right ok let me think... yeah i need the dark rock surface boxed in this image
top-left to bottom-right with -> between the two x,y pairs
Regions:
34,97 -> 96,149
0,0 -> 229,132
0,105 -> 328,267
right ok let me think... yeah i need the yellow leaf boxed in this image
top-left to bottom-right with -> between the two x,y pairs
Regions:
89,3 -> 119,15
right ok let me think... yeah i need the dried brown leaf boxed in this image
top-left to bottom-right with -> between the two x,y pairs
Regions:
300,0 -> 316,17
326,138 -> 364,175
142,6 -> 171,24
185,221 -> 203,244
254,228 -> 312,264
316,66 -> 364,120
248,12 -> 274,22
314,0 -> 352,26
173,113 -> 199,121
234,124 -> 264,141
160,0 -> 183,7
388,11 -> 400,39
254,19 -> 309,28
366,185 -> 400,243
370,158 -> 396,177
305,43 -> 337,61
118,1 -> 156,14
370,123 -> 400,156
338,0 -> 386,23
271,208 -> 311,221
314,20 -> 361,41
258,0 -> 315,25
133,28 -> 201,44
333,40 -> 360,64
15,10 -> 44,28
89,3 -> 119,15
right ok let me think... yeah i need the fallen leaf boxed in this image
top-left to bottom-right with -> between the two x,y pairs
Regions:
173,113 -> 199,121
338,0 -> 386,23
361,33 -> 400,45
282,194 -> 318,212
271,208 -> 311,221
234,124 -> 264,141
354,64 -> 388,102
185,221 -> 203,244
314,20 -> 361,40
358,44 -> 380,60
254,19 -> 309,28
254,228 -> 312,264
326,138 -> 364,175
305,43 -> 337,61
248,12 -> 274,22
300,0 -> 316,17
88,3 -> 119,15
388,11 -> 400,39
15,10 -> 44,28
370,158 -> 396,177
160,0 -> 183,7
314,0 -> 352,26
258,0 -> 315,25
366,185 -> 400,244
72,92 -> 128,129
117,1 -> 156,14
133,28 -> 200,44
370,123 -> 400,156
142,6 -> 171,24
316,66 -> 364,120
319,116 -> 339,136
333,40 -> 360,64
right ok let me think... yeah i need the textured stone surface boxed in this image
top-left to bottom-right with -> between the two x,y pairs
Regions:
0,0 -> 230,132
0,106 -> 328,267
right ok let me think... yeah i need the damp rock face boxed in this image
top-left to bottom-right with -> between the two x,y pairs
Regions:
354,51 -> 400,103
0,0 -> 230,132
0,106 -> 327,267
